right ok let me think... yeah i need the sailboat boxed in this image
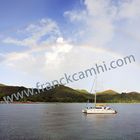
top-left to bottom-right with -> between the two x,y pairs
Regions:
82,77 -> 117,114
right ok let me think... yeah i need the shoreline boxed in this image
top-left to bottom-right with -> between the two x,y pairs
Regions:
0,102 -> 140,104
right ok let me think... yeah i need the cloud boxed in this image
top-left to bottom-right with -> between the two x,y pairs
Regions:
64,0 -> 140,48
1,1 -> 129,79
0,53 -> 5,63
1,1 -> 140,91
1,18 -> 63,79
3,18 -> 61,48
118,0 -> 140,19
64,0 -> 118,47
64,10 -> 87,22
2,36 -> 74,78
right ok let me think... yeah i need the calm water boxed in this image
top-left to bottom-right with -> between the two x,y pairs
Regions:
0,103 -> 140,140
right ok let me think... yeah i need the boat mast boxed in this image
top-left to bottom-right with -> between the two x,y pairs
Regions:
94,77 -> 97,107
90,76 -> 97,107
94,89 -> 96,107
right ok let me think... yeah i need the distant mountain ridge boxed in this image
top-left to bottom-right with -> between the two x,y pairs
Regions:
0,83 -> 6,86
0,84 -> 140,103
97,90 -> 118,95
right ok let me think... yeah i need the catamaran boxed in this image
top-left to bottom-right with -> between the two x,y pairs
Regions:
82,77 -> 117,114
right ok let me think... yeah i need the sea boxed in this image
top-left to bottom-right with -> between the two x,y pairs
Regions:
0,103 -> 140,140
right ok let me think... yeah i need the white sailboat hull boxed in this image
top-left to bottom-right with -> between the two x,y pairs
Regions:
82,107 -> 117,114
86,109 -> 116,114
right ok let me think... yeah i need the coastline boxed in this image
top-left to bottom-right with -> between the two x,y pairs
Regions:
0,102 -> 140,104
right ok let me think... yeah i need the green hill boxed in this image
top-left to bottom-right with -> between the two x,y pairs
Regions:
24,85 -> 94,102
0,85 -> 94,102
0,83 -> 6,86
76,89 -> 89,94
97,90 -> 118,95
0,84 -> 140,103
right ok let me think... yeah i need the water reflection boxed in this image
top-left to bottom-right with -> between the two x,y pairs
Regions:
0,103 -> 139,140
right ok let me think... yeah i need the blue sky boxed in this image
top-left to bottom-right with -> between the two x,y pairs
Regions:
0,0 -> 81,31
0,0 -> 82,52
0,0 -> 140,92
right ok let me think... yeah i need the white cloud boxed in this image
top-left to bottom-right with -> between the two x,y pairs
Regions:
118,0 -> 140,19
1,1 -> 140,91
44,38 -> 73,70
3,18 -> 61,48
0,3 -> 123,73
64,0 -> 117,47
64,10 -> 87,22
64,0 -> 140,64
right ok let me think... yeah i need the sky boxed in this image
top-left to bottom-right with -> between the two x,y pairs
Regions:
0,0 -> 140,92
